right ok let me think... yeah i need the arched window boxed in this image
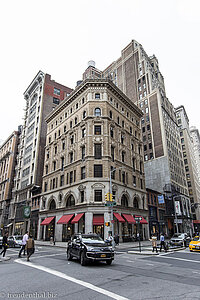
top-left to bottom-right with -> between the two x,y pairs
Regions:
109,110 -> 112,119
66,195 -> 75,207
95,108 -> 101,117
49,199 -> 56,210
121,194 -> 128,207
133,198 -> 139,209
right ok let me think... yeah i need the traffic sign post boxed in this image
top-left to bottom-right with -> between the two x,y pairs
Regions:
135,217 -> 142,252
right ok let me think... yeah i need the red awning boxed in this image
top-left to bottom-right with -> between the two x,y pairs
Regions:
40,216 -> 55,226
122,214 -> 136,224
140,217 -> 148,224
114,213 -> 125,223
57,214 -> 74,224
71,213 -> 84,224
193,220 -> 200,224
93,215 -> 104,225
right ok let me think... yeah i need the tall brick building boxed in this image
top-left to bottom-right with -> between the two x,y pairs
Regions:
11,71 -> 72,237
99,40 -> 191,235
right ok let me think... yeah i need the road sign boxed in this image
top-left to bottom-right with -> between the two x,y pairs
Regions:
104,201 -> 116,207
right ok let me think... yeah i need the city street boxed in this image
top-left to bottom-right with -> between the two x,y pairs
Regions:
1,246 -> 200,300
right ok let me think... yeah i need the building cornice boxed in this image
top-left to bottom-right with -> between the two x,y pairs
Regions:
45,79 -> 143,123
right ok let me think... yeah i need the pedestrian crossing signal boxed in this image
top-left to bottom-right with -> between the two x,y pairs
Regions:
105,222 -> 110,227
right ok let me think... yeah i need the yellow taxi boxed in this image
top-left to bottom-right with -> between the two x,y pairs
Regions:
189,236 -> 200,252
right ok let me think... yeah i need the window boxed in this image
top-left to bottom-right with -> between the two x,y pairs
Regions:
144,145 -> 147,151
142,127 -> 145,133
70,108 -> 72,114
130,127 -> 132,134
55,146 -> 57,154
64,125 -> 66,133
70,171 -> 73,184
110,126 -> 114,138
82,97 -> 85,104
76,103 -> 78,109
111,146 -> 114,162
53,98 -> 60,105
62,141 -> 65,150
121,134 -> 124,144
95,93 -> 100,99
61,157 -> 64,171
70,152 -> 73,163
149,143 -> 152,149
111,166 -> 115,180
75,117 -> 77,125
94,190 -> 102,202
95,108 -> 101,117
53,161 -> 56,171
117,116 -> 120,124
122,120 -> 124,128
80,191 -> 84,203
60,175 -> 64,187
109,111 -> 112,119
94,125 -> 101,135
140,179 -> 143,189
147,124 -> 150,130
70,135 -> 74,144
54,88 -> 60,95
122,151 -> 125,162
144,154 -> 148,161
132,158 -> 135,171
70,121 -> 72,128
82,128 -> 86,138
82,146 -> 85,160
83,111 -> 86,119
94,144 -> 102,159
44,182 -> 47,192
81,166 -> 86,179
74,170 -> 76,182
94,165 -> 103,177
45,165 -> 48,175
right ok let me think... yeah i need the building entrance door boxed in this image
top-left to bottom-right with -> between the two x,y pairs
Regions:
93,225 -> 104,239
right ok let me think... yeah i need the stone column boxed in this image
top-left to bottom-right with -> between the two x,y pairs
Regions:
55,214 -> 63,242
85,212 -> 93,234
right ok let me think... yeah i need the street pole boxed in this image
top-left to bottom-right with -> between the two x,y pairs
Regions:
173,196 -> 179,234
110,170 -> 114,248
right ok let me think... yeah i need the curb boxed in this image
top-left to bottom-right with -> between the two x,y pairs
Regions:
128,251 -> 159,255
35,243 -> 66,249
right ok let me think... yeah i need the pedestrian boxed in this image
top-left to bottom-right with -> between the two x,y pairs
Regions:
0,232 -> 9,257
160,233 -> 166,252
150,234 -> 158,253
18,231 -> 29,258
26,234 -> 35,261
114,233 -> 119,245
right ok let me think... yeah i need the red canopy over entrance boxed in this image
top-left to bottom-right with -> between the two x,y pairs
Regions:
40,216 -> 55,226
113,213 -> 125,222
122,214 -> 136,224
57,214 -> 74,224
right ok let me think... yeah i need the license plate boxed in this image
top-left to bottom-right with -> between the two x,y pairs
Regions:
101,254 -> 106,258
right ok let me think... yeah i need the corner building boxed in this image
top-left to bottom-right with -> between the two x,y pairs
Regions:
38,79 -> 148,242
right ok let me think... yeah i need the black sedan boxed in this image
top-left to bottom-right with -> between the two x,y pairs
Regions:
67,233 -> 114,266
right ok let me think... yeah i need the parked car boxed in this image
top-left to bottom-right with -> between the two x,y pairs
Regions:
169,233 -> 191,247
189,236 -> 200,252
8,235 -> 23,248
67,233 -> 115,266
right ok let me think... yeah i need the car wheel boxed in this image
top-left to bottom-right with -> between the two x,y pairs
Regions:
67,249 -> 73,261
80,251 -> 87,266
106,259 -> 112,265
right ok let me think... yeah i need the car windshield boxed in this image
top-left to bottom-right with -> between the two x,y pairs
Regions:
172,234 -> 184,238
15,236 -> 23,240
81,235 -> 104,243
192,237 -> 200,241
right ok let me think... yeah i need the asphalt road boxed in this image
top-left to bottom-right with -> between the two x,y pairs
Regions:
0,246 -> 200,300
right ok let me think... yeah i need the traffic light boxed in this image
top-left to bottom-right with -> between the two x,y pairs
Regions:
105,193 -> 109,202
109,193 -> 113,201
105,222 -> 110,227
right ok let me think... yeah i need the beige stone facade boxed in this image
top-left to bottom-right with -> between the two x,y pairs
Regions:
38,79 -> 148,242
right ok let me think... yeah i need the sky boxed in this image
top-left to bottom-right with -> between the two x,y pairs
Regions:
0,0 -> 200,142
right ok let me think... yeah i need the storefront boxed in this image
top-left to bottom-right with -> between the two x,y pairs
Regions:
57,214 -> 74,242
71,213 -> 85,233
14,222 -> 24,235
93,215 -> 104,239
40,216 -> 55,241
121,214 -> 136,242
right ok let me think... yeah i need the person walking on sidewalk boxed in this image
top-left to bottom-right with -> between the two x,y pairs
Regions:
26,234 -> 35,261
18,231 -> 29,258
0,232 -> 8,257
160,233 -> 166,252
150,234 -> 158,253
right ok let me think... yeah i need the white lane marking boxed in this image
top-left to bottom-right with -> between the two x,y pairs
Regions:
31,253 -> 65,259
146,263 -> 154,266
15,259 -> 129,300
158,256 -> 200,264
